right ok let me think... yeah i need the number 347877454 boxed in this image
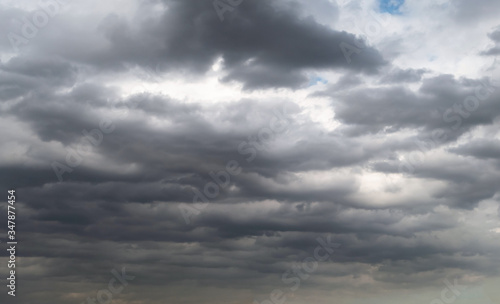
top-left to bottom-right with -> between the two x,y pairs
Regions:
7,190 -> 16,241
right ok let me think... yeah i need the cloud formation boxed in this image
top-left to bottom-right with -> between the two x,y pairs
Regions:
0,0 -> 500,304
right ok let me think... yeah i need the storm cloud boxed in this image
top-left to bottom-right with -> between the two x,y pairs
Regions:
1,1 -> 500,304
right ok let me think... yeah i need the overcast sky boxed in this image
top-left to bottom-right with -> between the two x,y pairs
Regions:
1,0 -> 500,303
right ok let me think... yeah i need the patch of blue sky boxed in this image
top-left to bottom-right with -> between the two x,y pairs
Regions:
308,76 -> 328,87
379,0 -> 404,14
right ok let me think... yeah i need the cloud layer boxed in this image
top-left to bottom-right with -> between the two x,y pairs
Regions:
0,0 -> 500,303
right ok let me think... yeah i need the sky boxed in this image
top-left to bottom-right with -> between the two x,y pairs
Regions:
0,0 -> 500,303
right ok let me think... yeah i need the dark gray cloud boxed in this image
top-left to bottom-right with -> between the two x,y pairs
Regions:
159,0 -> 385,89
482,26 -> 500,55
379,68 -> 428,84
449,139 -> 500,160
1,0 -> 386,90
324,75 -> 500,138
